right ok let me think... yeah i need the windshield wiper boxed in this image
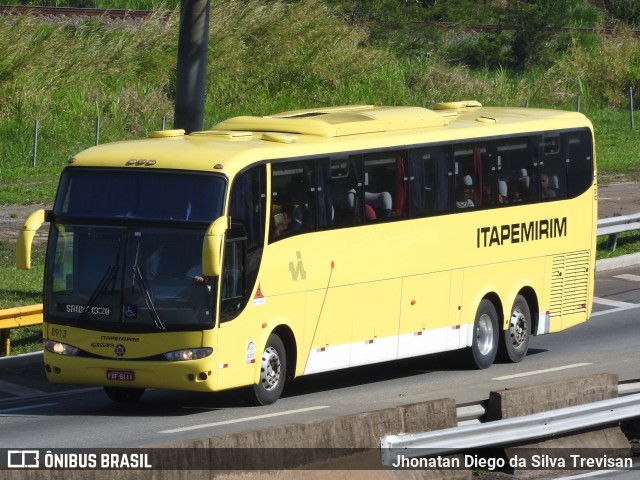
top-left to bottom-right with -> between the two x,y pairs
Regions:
132,265 -> 165,330
78,235 -> 123,324
78,264 -> 118,324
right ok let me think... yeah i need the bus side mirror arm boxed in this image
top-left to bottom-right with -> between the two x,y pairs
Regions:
202,216 -> 231,277
16,209 -> 50,270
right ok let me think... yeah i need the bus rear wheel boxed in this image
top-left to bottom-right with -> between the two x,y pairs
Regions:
499,294 -> 530,363
104,386 -> 145,403
252,334 -> 287,406
468,299 -> 499,369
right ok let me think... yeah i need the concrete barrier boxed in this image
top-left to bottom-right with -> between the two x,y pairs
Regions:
486,373 -> 631,475
152,398 -> 468,479
486,372 -> 620,420
5,375 -> 634,480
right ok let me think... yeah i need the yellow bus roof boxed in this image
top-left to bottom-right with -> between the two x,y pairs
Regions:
69,103 -> 593,177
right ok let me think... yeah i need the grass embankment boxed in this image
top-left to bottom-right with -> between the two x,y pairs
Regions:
0,0 -> 639,353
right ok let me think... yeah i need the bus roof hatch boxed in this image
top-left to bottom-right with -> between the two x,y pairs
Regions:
213,105 -> 453,138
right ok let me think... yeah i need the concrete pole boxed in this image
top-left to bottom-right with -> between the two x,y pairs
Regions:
174,0 -> 210,134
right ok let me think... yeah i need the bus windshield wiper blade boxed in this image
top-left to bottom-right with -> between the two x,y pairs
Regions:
78,265 -> 118,324
132,265 -> 165,330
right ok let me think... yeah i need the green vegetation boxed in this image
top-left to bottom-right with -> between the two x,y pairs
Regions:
0,1 -> 639,354
0,240 -> 44,307
0,0 -> 639,205
597,231 -> 640,259
0,240 -> 44,353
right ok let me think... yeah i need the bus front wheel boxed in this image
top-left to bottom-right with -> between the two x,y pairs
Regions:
104,386 -> 145,403
468,299 -> 499,369
499,294 -> 530,363
252,334 -> 287,406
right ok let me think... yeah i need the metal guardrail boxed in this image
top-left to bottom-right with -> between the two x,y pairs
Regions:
597,213 -> 640,251
381,392 -> 640,465
455,381 -> 640,425
0,304 -> 43,356
597,213 -> 640,237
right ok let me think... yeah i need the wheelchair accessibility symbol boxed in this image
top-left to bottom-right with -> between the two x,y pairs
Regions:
125,305 -> 138,319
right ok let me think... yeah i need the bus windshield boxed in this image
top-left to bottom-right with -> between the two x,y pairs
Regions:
54,168 -> 225,221
45,169 -> 226,331
47,225 -> 215,331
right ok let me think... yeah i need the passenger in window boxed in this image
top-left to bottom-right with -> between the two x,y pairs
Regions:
456,186 -> 474,208
507,179 -> 523,203
456,175 -> 475,208
482,181 -> 504,207
272,198 -> 303,236
539,173 -> 557,199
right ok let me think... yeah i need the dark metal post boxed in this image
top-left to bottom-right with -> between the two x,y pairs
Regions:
95,115 -> 100,145
32,120 -> 39,167
0,328 -> 10,356
606,213 -> 622,251
174,0 -> 210,134
630,87 -> 635,130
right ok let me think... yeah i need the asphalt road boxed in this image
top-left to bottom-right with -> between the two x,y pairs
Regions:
0,265 -> 639,451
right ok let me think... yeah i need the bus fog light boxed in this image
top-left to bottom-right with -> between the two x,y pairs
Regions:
163,347 -> 213,362
44,340 -> 79,356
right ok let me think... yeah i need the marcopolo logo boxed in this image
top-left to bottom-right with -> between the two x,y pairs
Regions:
289,251 -> 306,281
8,450 -> 39,469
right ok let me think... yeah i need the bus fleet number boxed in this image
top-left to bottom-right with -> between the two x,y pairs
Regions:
50,328 -> 67,339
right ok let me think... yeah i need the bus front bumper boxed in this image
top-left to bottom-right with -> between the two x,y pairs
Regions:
43,351 -> 221,393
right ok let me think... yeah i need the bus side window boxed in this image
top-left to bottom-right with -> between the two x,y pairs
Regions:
363,151 -> 408,221
454,144 -> 488,209
316,159 -> 333,227
220,230 -> 246,319
539,135 -> 566,200
497,136 -> 537,204
270,161 -> 316,239
408,147 -> 452,217
223,165 -> 266,323
229,166 -> 266,251
565,130 -> 594,199
329,156 -> 363,226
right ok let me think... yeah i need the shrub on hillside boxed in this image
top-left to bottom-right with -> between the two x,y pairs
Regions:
554,28 -> 640,107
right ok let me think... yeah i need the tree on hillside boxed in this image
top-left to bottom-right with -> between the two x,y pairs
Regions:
501,0 -> 602,69
601,0 -> 640,27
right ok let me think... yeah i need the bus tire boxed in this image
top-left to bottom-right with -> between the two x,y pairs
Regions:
252,334 -> 287,406
469,299 -> 499,369
499,294 -> 530,363
104,386 -> 145,403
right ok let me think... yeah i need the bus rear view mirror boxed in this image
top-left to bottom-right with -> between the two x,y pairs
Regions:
202,216 -> 230,277
16,209 -> 49,270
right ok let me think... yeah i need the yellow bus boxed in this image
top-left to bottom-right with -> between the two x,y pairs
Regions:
17,101 -> 596,405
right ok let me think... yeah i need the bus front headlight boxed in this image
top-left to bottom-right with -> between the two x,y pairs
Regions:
44,340 -> 80,356
163,348 -> 213,362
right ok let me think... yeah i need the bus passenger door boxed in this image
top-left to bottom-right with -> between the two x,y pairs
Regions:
215,165 -> 267,390
215,226 -> 258,389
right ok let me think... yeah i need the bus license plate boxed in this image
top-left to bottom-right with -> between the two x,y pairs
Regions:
107,370 -> 135,381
